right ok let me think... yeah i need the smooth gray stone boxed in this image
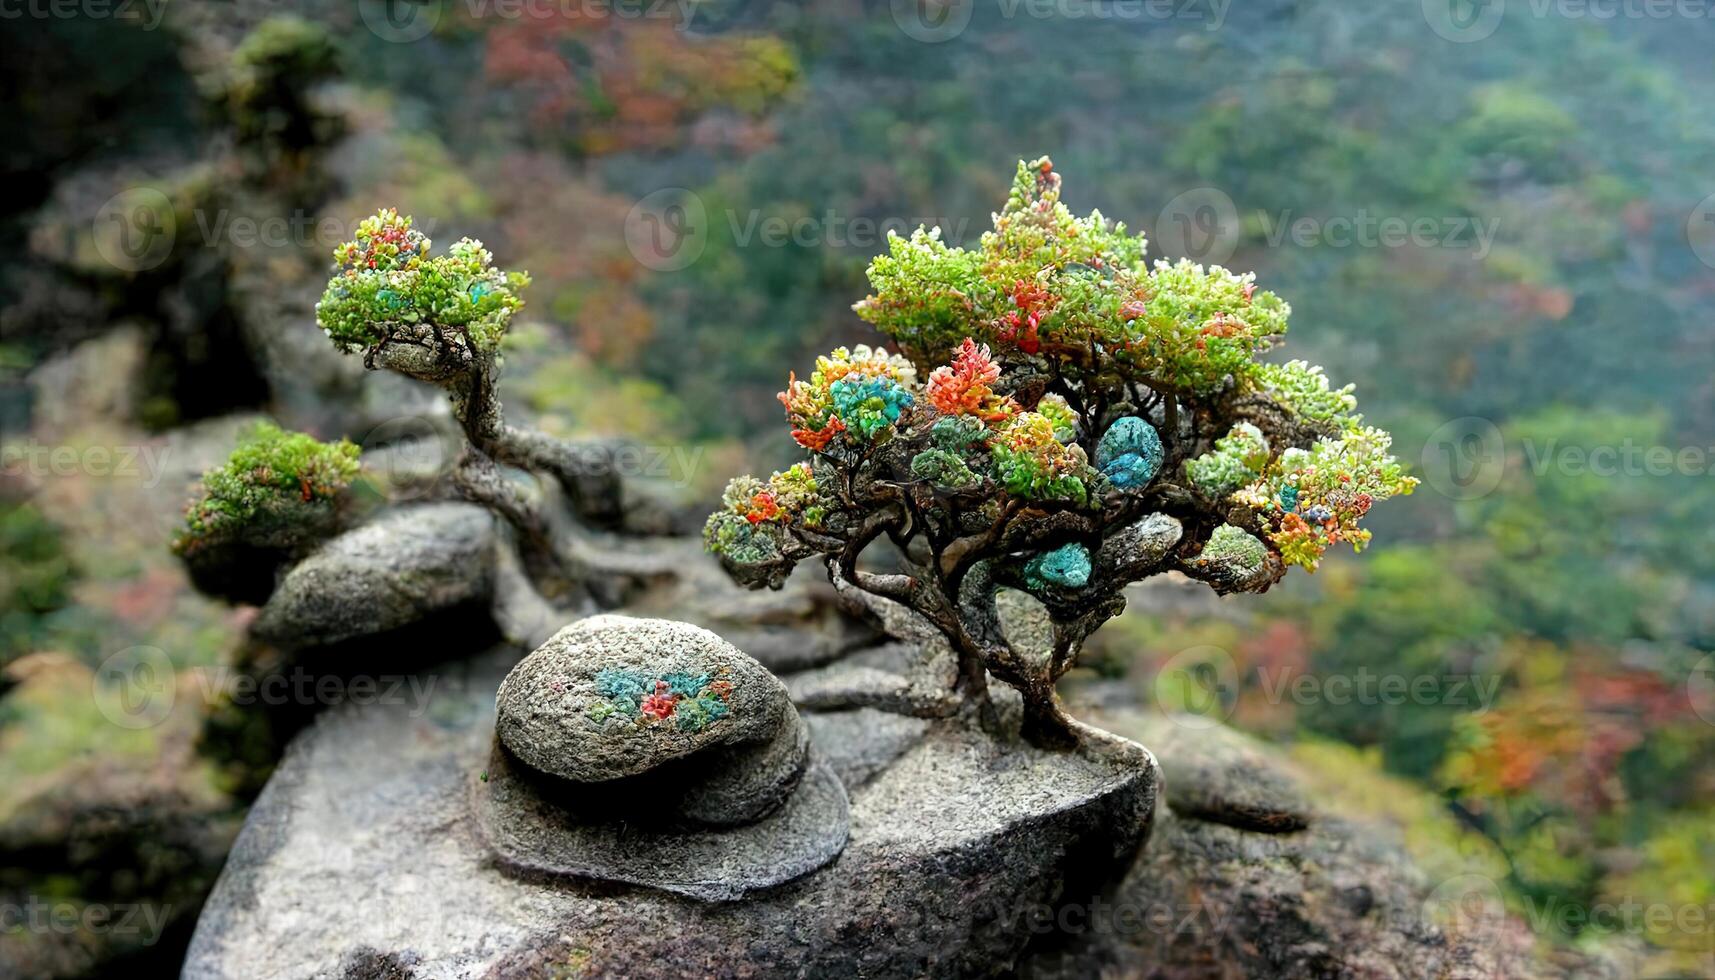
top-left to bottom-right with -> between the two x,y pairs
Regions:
252,503 -> 496,649
803,708 -> 930,789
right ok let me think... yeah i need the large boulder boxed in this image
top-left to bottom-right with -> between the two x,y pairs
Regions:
182,644 -> 1159,978
1022,705 -> 1642,980
479,615 -> 846,900
494,617 -> 791,785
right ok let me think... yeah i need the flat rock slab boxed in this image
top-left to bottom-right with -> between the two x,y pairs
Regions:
183,648 -> 1159,979
472,737 -> 847,902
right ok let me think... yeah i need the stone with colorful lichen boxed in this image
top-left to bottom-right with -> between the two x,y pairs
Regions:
493,615 -> 814,827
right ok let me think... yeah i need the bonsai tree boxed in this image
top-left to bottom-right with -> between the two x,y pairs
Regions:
176,210 -> 647,611
312,208 -> 632,595
706,159 -> 1416,747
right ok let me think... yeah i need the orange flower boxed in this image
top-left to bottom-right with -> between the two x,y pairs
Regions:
927,338 -> 1016,421
790,416 -> 846,451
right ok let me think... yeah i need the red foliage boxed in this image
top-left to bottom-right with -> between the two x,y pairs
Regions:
927,338 -> 1014,421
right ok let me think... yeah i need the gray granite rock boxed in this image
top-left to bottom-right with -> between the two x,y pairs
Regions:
1023,706 -> 1639,980
672,708 -> 810,826
182,647 -> 1160,979
473,732 -> 844,902
252,503 -> 497,649
622,541 -> 878,673
494,616 -> 790,784
1117,710 -> 1312,832
802,708 -> 932,788
784,641 -> 959,716
1095,511 -> 1183,583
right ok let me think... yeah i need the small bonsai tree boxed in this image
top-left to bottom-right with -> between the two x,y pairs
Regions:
706,159 -> 1416,747
177,211 -> 645,612
313,208 -> 631,595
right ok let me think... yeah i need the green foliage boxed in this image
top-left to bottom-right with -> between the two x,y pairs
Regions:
988,412 -> 1094,505
910,448 -> 979,490
1185,422 -> 1269,498
229,15 -> 338,92
314,209 -> 530,355
1236,426 -> 1418,570
711,162 -> 1411,595
0,504 -> 77,664
1195,523 -> 1268,574
173,422 -> 359,556
855,159 -> 1291,397
1256,361 -> 1360,430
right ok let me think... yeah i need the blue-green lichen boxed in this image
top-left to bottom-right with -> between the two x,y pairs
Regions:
1095,416 -> 1163,489
1024,542 -> 1093,590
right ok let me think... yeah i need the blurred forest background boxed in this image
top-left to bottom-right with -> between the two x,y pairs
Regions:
1,0 -> 1712,975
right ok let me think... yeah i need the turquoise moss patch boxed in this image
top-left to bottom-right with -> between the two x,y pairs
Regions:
1095,416 -> 1163,489
1024,542 -> 1092,590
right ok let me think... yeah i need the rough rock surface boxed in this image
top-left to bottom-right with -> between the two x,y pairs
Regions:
1123,710 -> 1312,833
473,730 -> 845,901
1021,706 -> 1640,980
495,616 -> 791,784
623,543 -> 879,674
785,640 -> 959,716
182,647 -> 1158,979
252,503 -> 497,649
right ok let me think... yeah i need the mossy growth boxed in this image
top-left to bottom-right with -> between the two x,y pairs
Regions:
314,209 -> 530,356
173,421 -> 359,558
1185,422 -> 1269,498
0,504 -> 77,664
855,157 -> 1290,393
224,15 -> 343,152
